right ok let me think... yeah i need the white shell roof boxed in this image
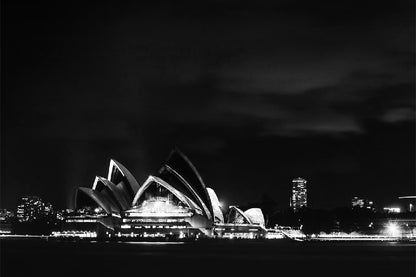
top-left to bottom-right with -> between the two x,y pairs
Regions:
207,187 -> 224,223
244,208 -> 265,226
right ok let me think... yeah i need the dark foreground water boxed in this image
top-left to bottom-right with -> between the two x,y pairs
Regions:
1,239 -> 415,277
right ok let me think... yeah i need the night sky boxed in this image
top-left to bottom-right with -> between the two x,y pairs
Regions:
2,0 -> 415,210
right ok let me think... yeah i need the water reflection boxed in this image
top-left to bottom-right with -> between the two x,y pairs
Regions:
121,241 -> 185,245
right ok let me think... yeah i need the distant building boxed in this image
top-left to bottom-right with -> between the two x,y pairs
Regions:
0,209 -> 14,234
44,202 -> 54,216
0,209 -> 14,222
16,196 -> 52,222
351,197 -> 376,211
291,177 -> 307,211
351,197 -> 365,208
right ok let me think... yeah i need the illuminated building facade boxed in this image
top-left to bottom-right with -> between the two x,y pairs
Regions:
383,207 -> 401,214
351,197 -> 376,211
0,209 -> 14,234
62,149 -> 265,239
0,209 -> 14,222
16,196 -> 52,222
291,177 -> 307,211
351,197 -> 365,208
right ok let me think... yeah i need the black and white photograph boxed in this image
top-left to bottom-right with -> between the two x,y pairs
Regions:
1,1 -> 415,276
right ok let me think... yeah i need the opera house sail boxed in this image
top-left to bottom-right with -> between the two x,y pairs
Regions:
60,149 -> 265,240
212,206 -> 267,239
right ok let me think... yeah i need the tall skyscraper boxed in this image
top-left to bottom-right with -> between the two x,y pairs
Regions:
291,177 -> 307,211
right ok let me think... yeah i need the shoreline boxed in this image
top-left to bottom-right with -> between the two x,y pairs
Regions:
1,234 -> 415,243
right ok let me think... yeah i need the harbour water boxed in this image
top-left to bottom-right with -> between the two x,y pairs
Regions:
1,239 -> 415,277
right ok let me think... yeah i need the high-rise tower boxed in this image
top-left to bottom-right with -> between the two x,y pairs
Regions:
291,177 -> 307,211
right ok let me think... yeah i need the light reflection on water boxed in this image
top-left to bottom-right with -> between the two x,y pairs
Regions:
120,241 -> 186,245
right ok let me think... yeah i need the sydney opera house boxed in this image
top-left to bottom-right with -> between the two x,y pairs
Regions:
61,149 -> 266,239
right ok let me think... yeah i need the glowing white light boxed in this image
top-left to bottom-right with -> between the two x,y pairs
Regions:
385,222 -> 401,237
383,207 -> 401,213
51,231 -> 97,238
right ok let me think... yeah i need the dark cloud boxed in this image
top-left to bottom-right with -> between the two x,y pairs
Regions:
382,108 -> 415,123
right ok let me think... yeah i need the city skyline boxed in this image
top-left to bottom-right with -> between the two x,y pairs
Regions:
3,149 -> 414,241
1,153 -> 413,213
